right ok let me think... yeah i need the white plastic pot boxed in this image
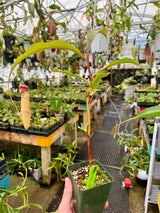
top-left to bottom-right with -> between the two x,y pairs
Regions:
28,167 -> 42,181
124,145 -> 128,153
139,48 -> 145,60
136,169 -> 148,180
155,31 -> 160,52
23,41 -> 31,51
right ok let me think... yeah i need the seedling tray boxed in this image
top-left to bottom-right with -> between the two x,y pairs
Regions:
0,162 -> 8,173
137,102 -> 159,107
0,120 -> 66,136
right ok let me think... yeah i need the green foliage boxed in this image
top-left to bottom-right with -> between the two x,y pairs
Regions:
148,24 -> 157,40
49,4 -> 61,10
9,41 -> 87,81
2,30 -> 12,36
117,129 -> 143,153
148,125 -> 154,134
153,2 -> 160,8
47,141 -> 77,182
86,165 -> 98,190
91,73 -> 109,91
132,47 -> 138,59
52,68 -> 90,87
114,85 -> 123,94
120,149 -> 150,177
137,105 -> 160,119
50,97 -> 63,111
66,123 -> 74,133
7,148 -> 41,174
113,1 -> 138,33
0,159 -> 43,212
93,57 -> 139,77
28,2 -> 35,18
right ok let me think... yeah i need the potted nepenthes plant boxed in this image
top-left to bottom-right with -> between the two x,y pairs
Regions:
120,148 -> 150,181
8,36 -> 139,213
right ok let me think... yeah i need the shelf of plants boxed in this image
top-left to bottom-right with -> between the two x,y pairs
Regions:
0,91 -> 80,185
135,90 -> 160,108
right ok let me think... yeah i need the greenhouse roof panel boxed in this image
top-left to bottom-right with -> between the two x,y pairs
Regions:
0,1 -> 159,41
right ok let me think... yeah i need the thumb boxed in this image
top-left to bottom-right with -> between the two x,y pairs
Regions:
58,177 -> 73,212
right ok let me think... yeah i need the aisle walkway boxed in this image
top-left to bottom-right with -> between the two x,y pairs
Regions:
76,96 -> 132,213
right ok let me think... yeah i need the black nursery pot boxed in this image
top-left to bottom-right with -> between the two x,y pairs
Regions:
68,160 -> 114,213
0,157 -> 6,167
3,35 -> 15,50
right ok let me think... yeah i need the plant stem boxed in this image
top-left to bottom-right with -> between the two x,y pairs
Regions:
87,50 -> 92,87
86,92 -> 92,169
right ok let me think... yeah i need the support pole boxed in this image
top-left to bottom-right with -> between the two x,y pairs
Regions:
41,146 -> 51,185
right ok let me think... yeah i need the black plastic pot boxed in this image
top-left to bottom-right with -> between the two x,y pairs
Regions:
68,160 -> 114,213
0,158 -> 6,167
3,35 -> 15,50
24,81 -> 37,89
156,77 -> 160,84
3,50 -> 14,63
0,162 -> 8,173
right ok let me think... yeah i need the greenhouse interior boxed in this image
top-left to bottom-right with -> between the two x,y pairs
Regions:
1,0 -> 160,212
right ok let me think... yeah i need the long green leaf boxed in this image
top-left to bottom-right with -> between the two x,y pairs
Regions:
28,2 -> 35,18
86,165 -> 98,190
153,2 -> 160,8
136,105 -> 160,119
16,203 -> 43,211
93,57 -> 140,77
9,41 -> 87,84
58,22 -> 66,33
52,68 -> 90,87
92,73 -> 110,91
51,97 -> 63,111
49,4 -> 61,10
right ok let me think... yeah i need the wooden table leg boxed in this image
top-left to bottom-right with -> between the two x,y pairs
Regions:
41,146 -> 51,185
71,122 -> 77,146
83,110 -> 88,128
102,96 -> 105,106
97,99 -> 101,114
92,104 -> 96,120
104,93 -> 107,103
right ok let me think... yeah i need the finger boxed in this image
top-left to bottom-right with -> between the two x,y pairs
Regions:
58,177 -> 73,211
71,200 -> 76,212
104,201 -> 109,209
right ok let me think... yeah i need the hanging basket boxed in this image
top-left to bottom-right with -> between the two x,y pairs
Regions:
91,28 -> 111,53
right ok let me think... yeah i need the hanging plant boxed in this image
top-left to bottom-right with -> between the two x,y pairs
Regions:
145,43 -> 151,63
47,20 -> 57,36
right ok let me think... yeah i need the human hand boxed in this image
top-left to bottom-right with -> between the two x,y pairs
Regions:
57,177 -> 108,213
57,177 -> 75,213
